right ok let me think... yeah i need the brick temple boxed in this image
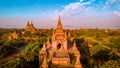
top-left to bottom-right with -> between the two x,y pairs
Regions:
39,17 -> 82,68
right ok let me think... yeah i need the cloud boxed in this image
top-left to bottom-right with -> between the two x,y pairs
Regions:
80,0 -> 84,2
113,11 -> 120,16
108,0 -> 119,4
51,0 -> 120,20
111,0 -> 117,2
52,1 -> 92,20
50,0 -> 120,29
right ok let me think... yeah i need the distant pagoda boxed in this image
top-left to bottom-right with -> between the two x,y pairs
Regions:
25,21 -> 36,33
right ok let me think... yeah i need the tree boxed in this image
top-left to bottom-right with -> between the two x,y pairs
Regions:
109,48 -> 119,60
20,42 -> 41,62
100,60 -> 120,68
90,45 -> 110,67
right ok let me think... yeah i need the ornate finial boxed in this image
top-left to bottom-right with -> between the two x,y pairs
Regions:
73,40 -> 76,46
41,41 -> 46,51
58,16 -> 60,21
30,20 -> 33,24
56,16 -> 63,30
27,21 -> 29,25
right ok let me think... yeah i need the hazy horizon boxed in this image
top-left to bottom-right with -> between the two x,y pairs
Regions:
0,0 -> 120,29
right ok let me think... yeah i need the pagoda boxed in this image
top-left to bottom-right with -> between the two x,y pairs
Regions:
25,21 -> 36,33
39,16 -> 82,68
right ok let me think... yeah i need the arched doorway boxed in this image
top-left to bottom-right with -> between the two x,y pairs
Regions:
57,43 -> 61,50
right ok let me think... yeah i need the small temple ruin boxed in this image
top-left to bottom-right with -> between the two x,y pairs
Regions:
8,31 -> 19,40
39,17 -> 82,68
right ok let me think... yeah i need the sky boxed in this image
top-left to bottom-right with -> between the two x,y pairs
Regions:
0,0 -> 120,29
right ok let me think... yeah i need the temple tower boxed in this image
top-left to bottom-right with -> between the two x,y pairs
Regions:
25,20 -> 36,33
39,16 -> 82,68
52,16 -> 67,51
39,42 -> 48,68
40,52 -> 48,68
70,41 -> 82,68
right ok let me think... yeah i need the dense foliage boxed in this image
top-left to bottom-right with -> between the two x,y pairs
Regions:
0,28 -> 120,68
0,41 -> 42,68
100,60 -> 120,68
68,29 -> 120,68
0,39 -> 26,58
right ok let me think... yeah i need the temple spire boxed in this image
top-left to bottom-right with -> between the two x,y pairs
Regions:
40,49 -> 48,68
27,21 -> 29,25
73,40 -> 77,50
29,20 -> 33,24
56,16 -> 63,30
